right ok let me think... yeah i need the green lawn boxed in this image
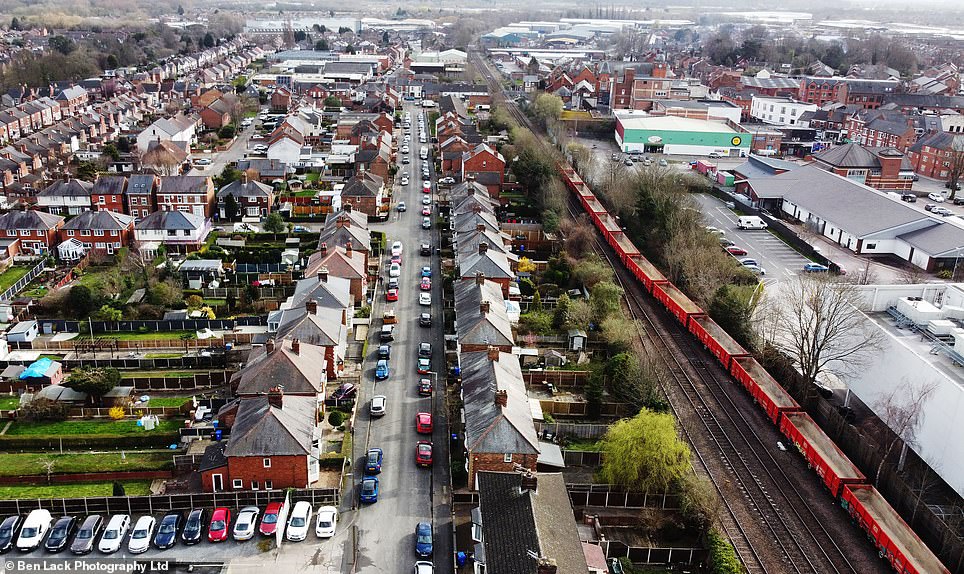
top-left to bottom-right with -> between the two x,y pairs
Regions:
143,352 -> 183,359
565,439 -> 603,451
0,266 -> 30,293
146,396 -> 191,408
305,172 -> 319,183
6,419 -> 183,437
96,330 -> 196,341
0,396 -> 20,410
0,451 -> 174,476
120,371 -> 195,379
203,298 -> 227,306
0,480 -> 153,499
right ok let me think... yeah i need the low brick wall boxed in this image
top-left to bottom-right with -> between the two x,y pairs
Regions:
0,470 -> 172,485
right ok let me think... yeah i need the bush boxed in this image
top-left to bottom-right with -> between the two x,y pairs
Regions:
707,529 -> 742,574
112,481 -> 125,496
327,410 -> 345,427
517,312 -> 553,335
20,398 -> 69,421
218,125 -> 236,139
108,406 -> 126,420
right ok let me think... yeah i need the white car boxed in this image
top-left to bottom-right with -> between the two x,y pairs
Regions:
16,509 -> 52,551
315,506 -> 338,538
415,562 -> 434,574
401,146 -> 410,154
128,516 -> 155,554
391,241 -> 403,256
286,501 -> 312,541
401,177 -> 410,186
439,177 -> 455,184
422,196 -> 432,205
233,506 -> 260,541
419,292 -> 432,306
389,263 -> 401,277
928,192 -> 946,203
98,514 -> 130,553
370,395 -> 387,417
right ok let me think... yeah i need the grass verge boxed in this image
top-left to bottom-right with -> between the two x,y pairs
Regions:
0,480 -> 153,499
0,451 -> 174,476
6,419 -> 183,436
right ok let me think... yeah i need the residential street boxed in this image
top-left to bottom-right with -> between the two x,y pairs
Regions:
188,121 -> 258,177
344,102 -> 453,574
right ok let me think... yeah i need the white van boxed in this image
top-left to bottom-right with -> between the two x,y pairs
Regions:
16,509 -> 52,551
737,216 -> 768,230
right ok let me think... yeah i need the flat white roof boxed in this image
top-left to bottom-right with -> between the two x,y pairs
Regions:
617,114 -> 739,134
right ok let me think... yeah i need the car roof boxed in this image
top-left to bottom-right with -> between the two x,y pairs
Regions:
292,501 -> 311,513
212,508 -> 229,518
134,516 -> 154,527
418,412 -> 431,420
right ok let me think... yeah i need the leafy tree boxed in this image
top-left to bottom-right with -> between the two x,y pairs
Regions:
382,31 -> 390,44
102,143 -> 120,162
21,398 -> 68,421
203,32 -> 215,48
709,285 -> 756,351
530,290 -> 542,312
531,93 -> 563,126
10,17 -> 22,31
76,161 -> 98,181
323,95 -> 341,109
263,212 -> 286,234
67,367 -> 121,405
312,24 -> 327,33
590,281 -> 622,323
93,305 -> 123,322
226,292 -> 237,311
599,409 -> 691,491
48,35 -> 76,55
510,140 -> 553,194
214,164 -> 241,188
552,293 -> 571,329
223,193 -> 239,220
218,125 -> 236,139
315,39 -> 329,51
177,4 -> 184,15
338,26 -> 352,34
585,374 -> 604,419
186,294 -> 204,308
294,30 -> 307,42
245,283 -> 260,303
67,285 -> 95,316
345,44 -> 356,55
112,482 -> 125,496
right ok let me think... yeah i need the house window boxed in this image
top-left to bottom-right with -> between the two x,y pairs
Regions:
233,479 -> 243,489
98,196 -> 105,204
19,230 -> 30,236
866,243 -> 877,250
251,481 -> 259,490
94,230 -> 104,236
167,230 -> 177,237
265,480 -> 273,490
503,453 -> 512,463
263,458 -> 271,468
110,230 -> 118,237
67,230 -> 75,236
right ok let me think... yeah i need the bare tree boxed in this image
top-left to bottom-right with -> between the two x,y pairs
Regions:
773,275 -> 884,386
38,457 -> 56,483
945,136 -> 964,201
873,379 -> 937,486
141,146 -> 183,176
847,260 -> 879,285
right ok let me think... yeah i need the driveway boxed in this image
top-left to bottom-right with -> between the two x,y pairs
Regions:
344,102 -> 453,574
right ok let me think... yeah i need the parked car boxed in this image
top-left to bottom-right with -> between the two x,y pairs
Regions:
258,503 -> 283,537
44,516 -> 76,552
419,313 -> 432,327
416,441 -> 433,467
391,254 -> 403,266
954,197 -> 964,206
658,159 -> 668,167
375,359 -> 390,380
422,217 -> 432,229
397,201 -> 407,211
208,508 -> 231,542
365,448 -> 384,475
389,263 -> 401,277
370,395 -> 387,417
380,325 -> 395,342
417,357 -> 431,374
934,206 -> 954,217
17,508 -> 52,551
69,515 -> 102,555
391,241 -> 403,256
901,193 -> 917,203
439,177 -> 455,184
420,277 -> 432,290
377,345 -> 391,360
128,515 -> 156,554
738,258 -> 759,267
386,288 -> 399,302
419,292 -> 432,306
945,182 -> 962,191
422,195 -> 432,206
744,264 -> 766,276
803,263 -> 830,273
420,266 -> 432,278
928,192 -> 946,202
708,152 -> 723,159
416,412 -> 433,434
418,378 -> 433,396
420,243 -> 432,256
0,515 -> 23,553
924,203 -> 937,212
421,206 -> 432,216
725,246 -> 748,256
359,477 -> 379,503
415,522 -> 433,557
233,507 -> 260,541
315,506 -> 338,538
719,238 -> 735,248
286,501 -> 312,542
418,342 -> 432,357
332,383 -> 357,401
415,562 -> 435,574
98,514 -> 131,553
153,512 -> 182,549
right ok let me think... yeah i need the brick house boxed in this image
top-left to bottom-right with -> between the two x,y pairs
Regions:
157,175 -> 215,218
200,97 -> 233,130
133,210 -> 211,255
439,136 -> 472,175
461,144 -> 505,198
907,132 -> 964,181
316,207 -> 372,268
191,88 -> 223,110
461,348 -> 539,490
125,174 -> 158,221
36,179 -> 93,215
216,173 -> 274,220
454,277 -> 514,354
270,87 -> 292,113
458,242 -> 514,297
610,63 -> 673,110
91,175 -> 127,213
354,141 -> 392,182
845,109 -> 919,152
0,210 -> 65,254
199,388 -> 319,492
813,143 -> 914,190
798,77 -> 848,107
340,171 -> 384,217
59,211 -> 135,257
304,243 -> 367,303
276,296 -> 348,381
232,338 -> 328,397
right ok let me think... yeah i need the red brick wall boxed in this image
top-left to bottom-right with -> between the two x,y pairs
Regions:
468,452 -> 538,490
210,455 -> 309,490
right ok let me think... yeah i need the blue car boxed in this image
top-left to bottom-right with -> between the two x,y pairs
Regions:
375,359 -> 390,380
415,522 -> 433,557
420,266 -> 432,278
365,448 -> 383,475
359,477 -> 379,503
803,263 -> 830,273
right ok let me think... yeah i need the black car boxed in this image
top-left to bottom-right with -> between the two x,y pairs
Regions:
44,516 -> 76,552
0,515 -> 23,553
69,515 -> 101,555
379,325 -> 395,342
377,345 -> 391,360
331,383 -> 357,401
419,243 -> 431,256
418,342 -> 432,357
901,193 -> 917,203
181,509 -> 206,545
154,512 -> 182,549
419,313 -> 432,327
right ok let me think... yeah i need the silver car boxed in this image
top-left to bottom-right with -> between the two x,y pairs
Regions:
233,506 -> 260,541
370,395 -> 387,417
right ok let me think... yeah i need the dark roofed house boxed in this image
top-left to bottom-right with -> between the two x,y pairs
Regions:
0,210 -> 65,254
813,143 -> 913,190
474,471 -> 589,574
59,211 -> 135,258
91,175 -> 128,213
36,179 -> 93,215
232,338 -> 327,396
340,171 -> 384,217
125,174 -> 158,220
454,277 -> 514,352
133,210 -> 210,255
216,172 -> 275,221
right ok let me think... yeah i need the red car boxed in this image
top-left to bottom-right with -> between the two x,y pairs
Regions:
416,412 -> 433,434
386,288 -> 399,302
259,502 -> 283,536
421,206 -> 432,216
418,378 -> 433,396
725,245 -> 748,256
208,507 -> 231,542
391,255 -> 402,265
416,441 -> 433,467
420,277 -> 431,291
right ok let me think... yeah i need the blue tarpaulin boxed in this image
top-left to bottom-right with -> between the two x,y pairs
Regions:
19,358 -> 53,379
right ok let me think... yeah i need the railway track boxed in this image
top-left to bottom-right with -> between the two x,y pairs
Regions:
469,49 -> 867,574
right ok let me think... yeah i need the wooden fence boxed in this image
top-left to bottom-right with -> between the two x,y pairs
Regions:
535,421 -> 610,439
567,484 -> 680,510
0,488 -> 340,516
539,400 -> 632,418
562,450 -> 603,467
523,370 -> 592,389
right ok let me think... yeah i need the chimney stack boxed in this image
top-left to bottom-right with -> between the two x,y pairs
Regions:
488,345 -> 501,362
345,203 -> 353,213
240,171 -> 248,185
480,300 -> 490,314
320,242 -> 328,255
536,558 -> 556,574
265,339 -> 276,353
318,266 -> 329,283
476,223 -> 485,232
291,338 -> 301,355
306,300 -> 318,315
345,241 -> 353,256
494,388 -> 508,406
521,471 -> 538,492
475,271 -> 485,286
479,242 -> 488,255
267,385 -> 284,409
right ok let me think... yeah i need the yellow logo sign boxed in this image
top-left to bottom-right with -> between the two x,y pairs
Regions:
731,136 -> 743,146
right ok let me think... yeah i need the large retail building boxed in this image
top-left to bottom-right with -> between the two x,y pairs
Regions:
614,112 -> 751,157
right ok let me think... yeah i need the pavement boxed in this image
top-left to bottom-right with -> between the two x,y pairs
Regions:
187,119 -> 260,178
341,101 -> 453,574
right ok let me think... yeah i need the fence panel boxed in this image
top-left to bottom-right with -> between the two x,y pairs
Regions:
523,371 -> 592,389
0,259 -> 45,302
535,421 -> 609,439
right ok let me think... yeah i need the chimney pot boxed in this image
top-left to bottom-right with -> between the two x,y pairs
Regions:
320,242 -> 328,255
488,346 -> 501,362
479,242 -> 488,255
267,385 -> 284,409
345,241 -> 352,255
480,300 -> 490,314
291,338 -> 300,355
344,203 -> 352,213
476,223 -> 485,232
318,267 -> 329,283
494,387 -> 507,406
306,300 -> 318,315
475,271 -> 485,285
240,171 -> 248,184
521,471 -> 538,492
536,557 -> 556,574
265,339 -> 276,353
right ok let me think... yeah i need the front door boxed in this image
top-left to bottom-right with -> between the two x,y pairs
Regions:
212,474 -> 223,492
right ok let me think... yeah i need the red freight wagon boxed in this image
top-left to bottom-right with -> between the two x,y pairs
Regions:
627,255 -> 665,293
729,356 -> 801,424
600,214 -> 624,250
780,412 -> 864,497
842,485 -> 950,574
652,282 -> 703,326
688,314 -> 749,369
613,233 -> 640,264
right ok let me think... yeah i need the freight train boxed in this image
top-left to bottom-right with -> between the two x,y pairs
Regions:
559,165 -> 950,574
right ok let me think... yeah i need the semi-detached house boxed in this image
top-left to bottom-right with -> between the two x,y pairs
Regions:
0,210 -> 64,254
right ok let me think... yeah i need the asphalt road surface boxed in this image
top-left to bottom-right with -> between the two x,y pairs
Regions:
346,101 -> 453,574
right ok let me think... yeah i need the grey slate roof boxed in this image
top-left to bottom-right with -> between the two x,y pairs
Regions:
135,210 -> 205,231
217,178 -> 273,199
39,179 -> 93,198
236,339 -> 327,395
454,279 -> 514,348
223,394 -> 316,457
62,210 -> 134,231
813,143 -> 913,171
897,224 -> 964,257
92,176 -> 127,195
459,247 -> 514,280
476,472 -> 588,574
461,350 -> 538,456
0,210 -> 64,230
733,155 -> 799,181
126,175 -> 157,196
276,307 -> 345,347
